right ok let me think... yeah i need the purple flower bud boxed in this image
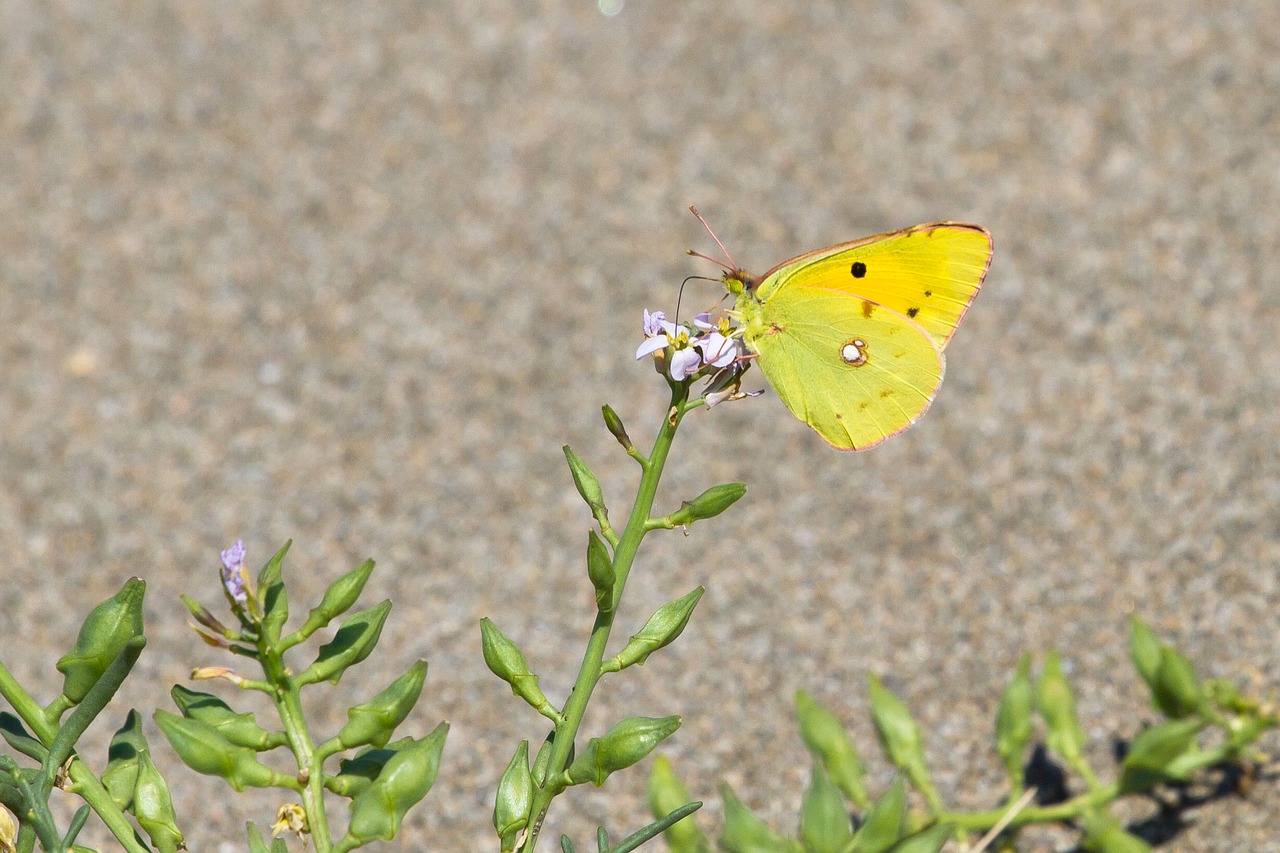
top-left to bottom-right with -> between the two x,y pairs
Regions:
220,539 -> 249,605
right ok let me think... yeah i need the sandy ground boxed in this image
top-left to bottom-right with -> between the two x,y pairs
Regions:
2,1 -> 1279,850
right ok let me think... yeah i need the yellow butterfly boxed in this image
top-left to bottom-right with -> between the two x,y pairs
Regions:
695,210 -> 992,451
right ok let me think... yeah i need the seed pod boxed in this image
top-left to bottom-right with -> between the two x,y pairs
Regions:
493,741 -> 533,851
796,690 -> 868,808
344,722 -> 448,844
170,686 -> 283,751
296,558 -> 376,639
480,618 -> 553,714
565,716 -> 680,787
799,763 -> 852,853
338,662 -> 428,749
56,578 -> 146,705
608,588 -> 704,671
563,445 -> 606,511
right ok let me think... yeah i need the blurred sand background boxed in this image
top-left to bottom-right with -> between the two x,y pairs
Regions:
2,0 -> 1279,849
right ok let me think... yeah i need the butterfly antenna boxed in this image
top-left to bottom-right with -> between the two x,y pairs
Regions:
688,205 -> 738,271
675,274 -> 722,322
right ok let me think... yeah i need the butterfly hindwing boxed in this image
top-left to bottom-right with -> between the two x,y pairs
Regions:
746,286 -> 945,451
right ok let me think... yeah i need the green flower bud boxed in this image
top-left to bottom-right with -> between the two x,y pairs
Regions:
867,675 -> 927,778
647,756 -> 710,853
1119,718 -> 1204,793
1152,646 -> 1204,719
607,588 -> 704,671
133,749 -> 184,853
1128,615 -> 1163,690
530,730 -> 555,787
1036,652 -> 1085,765
170,686 -> 283,751
799,763 -> 852,853
154,711 -> 288,792
995,654 -> 1034,789
296,601 -> 392,686
493,741 -> 533,851
256,542 -> 292,644
796,690 -> 868,808
56,578 -> 146,705
717,783 -> 792,853
344,722 -> 448,844
480,618 -> 553,714
586,531 -> 615,613
667,483 -> 746,527
565,716 -> 680,787
563,445 -> 606,511
601,405 -> 633,451
296,558 -> 376,640
850,776 -> 906,853
338,661 -> 428,749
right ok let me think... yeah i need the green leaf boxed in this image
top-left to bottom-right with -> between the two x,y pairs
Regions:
1119,718 -> 1204,793
1081,811 -> 1153,853
296,601 -> 392,686
613,801 -> 703,853
849,777 -> 906,853
718,783 -> 796,853
885,824 -> 952,853
995,654 -> 1034,789
647,756 -> 711,853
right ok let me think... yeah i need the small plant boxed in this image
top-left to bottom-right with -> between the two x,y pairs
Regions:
163,540 -> 447,852
648,616 -> 1278,853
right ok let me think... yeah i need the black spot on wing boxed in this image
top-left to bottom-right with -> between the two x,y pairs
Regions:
851,261 -> 867,278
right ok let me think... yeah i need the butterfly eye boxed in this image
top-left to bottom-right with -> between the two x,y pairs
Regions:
840,339 -> 868,367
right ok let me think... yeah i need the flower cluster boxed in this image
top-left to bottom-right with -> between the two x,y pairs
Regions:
635,310 -> 758,406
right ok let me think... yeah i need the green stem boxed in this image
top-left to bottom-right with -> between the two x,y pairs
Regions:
520,383 -> 693,853
262,646 -> 333,852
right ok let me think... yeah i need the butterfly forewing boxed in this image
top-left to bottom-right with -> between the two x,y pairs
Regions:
757,223 -> 991,351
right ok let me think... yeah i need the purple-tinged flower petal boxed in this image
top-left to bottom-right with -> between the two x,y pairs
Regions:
691,312 -> 714,330
642,309 -> 668,337
668,347 -> 704,381
698,332 -> 740,368
636,335 -> 670,359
